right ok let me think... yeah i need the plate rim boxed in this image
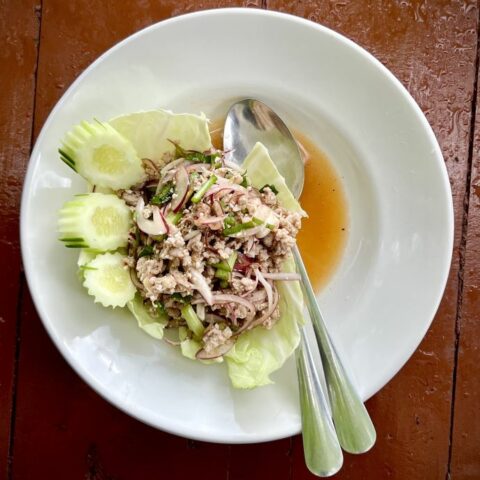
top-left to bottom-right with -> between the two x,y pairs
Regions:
20,7 -> 454,443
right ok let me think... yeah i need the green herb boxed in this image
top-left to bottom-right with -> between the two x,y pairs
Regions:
181,304 -> 204,338
260,184 -> 279,195
166,211 -> 182,225
240,174 -> 249,188
215,268 -> 230,281
170,141 -> 220,164
222,217 -> 263,236
171,293 -> 193,304
223,215 -> 236,228
59,148 -> 77,172
219,280 -> 229,289
155,301 -> 167,316
138,245 -> 154,258
151,182 -> 174,205
191,174 -> 217,203
214,252 -> 238,272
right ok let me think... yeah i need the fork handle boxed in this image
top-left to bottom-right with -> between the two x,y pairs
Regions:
293,245 -> 376,454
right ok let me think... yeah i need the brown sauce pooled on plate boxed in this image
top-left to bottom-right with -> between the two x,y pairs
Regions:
210,122 -> 348,291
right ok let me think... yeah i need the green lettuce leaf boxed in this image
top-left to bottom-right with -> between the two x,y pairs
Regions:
127,293 -> 167,340
109,110 -> 212,166
225,143 -> 305,388
241,142 -> 306,216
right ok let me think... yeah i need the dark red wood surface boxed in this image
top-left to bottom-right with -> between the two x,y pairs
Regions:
1,1 -> 479,479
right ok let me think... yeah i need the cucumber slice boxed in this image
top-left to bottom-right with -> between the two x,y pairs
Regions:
58,193 -> 132,251
77,249 -> 98,280
59,119 -> 145,189
83,252 -> 136,308
87,183 -> 114,194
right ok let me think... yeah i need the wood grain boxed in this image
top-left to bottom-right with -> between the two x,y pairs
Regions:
450,47 -> 480,479
5,0 -> 480,478
11,2 -> 260,479
265,0 -> 479,478
0,1 -> 40,478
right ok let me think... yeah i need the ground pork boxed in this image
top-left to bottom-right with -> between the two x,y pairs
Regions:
126,155 -> 304,353
202,324 -> 233,354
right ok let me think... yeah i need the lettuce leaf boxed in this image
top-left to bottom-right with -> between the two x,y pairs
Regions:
241,142 -> 306,216
225,143 -> 305,388
109,110 -> 212,166
127,293 -> 167,340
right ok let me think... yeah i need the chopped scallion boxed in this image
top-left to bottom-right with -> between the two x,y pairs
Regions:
191,174 -> 217,203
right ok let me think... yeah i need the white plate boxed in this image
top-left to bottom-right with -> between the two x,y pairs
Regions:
21,8 -> 453,443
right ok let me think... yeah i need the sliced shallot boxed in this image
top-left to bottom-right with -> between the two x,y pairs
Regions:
160,158 -> 186,175
194,215 -> 226,225
211,294 -> 255,315
223,160 -> 244,172
135,197 -> 167,236
190,270 -> 213,305
171,165 -> 190,212
255,269 -> 273,313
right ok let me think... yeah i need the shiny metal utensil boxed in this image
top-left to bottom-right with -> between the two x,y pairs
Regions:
224,99 -> 376,472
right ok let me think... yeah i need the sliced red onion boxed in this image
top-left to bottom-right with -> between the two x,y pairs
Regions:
186,163 -> 210,173
212,200 -> 223,216
255,269 -> 273,313
194,215 -> 226,225
211,294 -> 255,314
252,287 -> 279,328
190,270 -> 213,305
223,160 -> 244,172
171,165 -> 190,213
160,158 -> 187,176
135,198 -> 167,236
233,253 -> 252,273
156,170 -> 175,193
262,272 -> 302,281
236,287 -> 279,334
205,183 -> 246,198
246,289 -> 267,303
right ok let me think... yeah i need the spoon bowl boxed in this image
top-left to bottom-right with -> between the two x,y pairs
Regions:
224,99 -> 304,199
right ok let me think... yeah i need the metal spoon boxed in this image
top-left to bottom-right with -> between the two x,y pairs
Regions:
224,99 -> 376,475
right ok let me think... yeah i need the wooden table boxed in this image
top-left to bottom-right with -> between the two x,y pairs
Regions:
1,1 -> 479,478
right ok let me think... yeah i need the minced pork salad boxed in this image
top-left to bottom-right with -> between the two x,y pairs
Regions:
57,109 -> 306,388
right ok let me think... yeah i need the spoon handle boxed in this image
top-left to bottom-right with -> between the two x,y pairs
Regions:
293,245 -> 377,454
296,327 -> 343,477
